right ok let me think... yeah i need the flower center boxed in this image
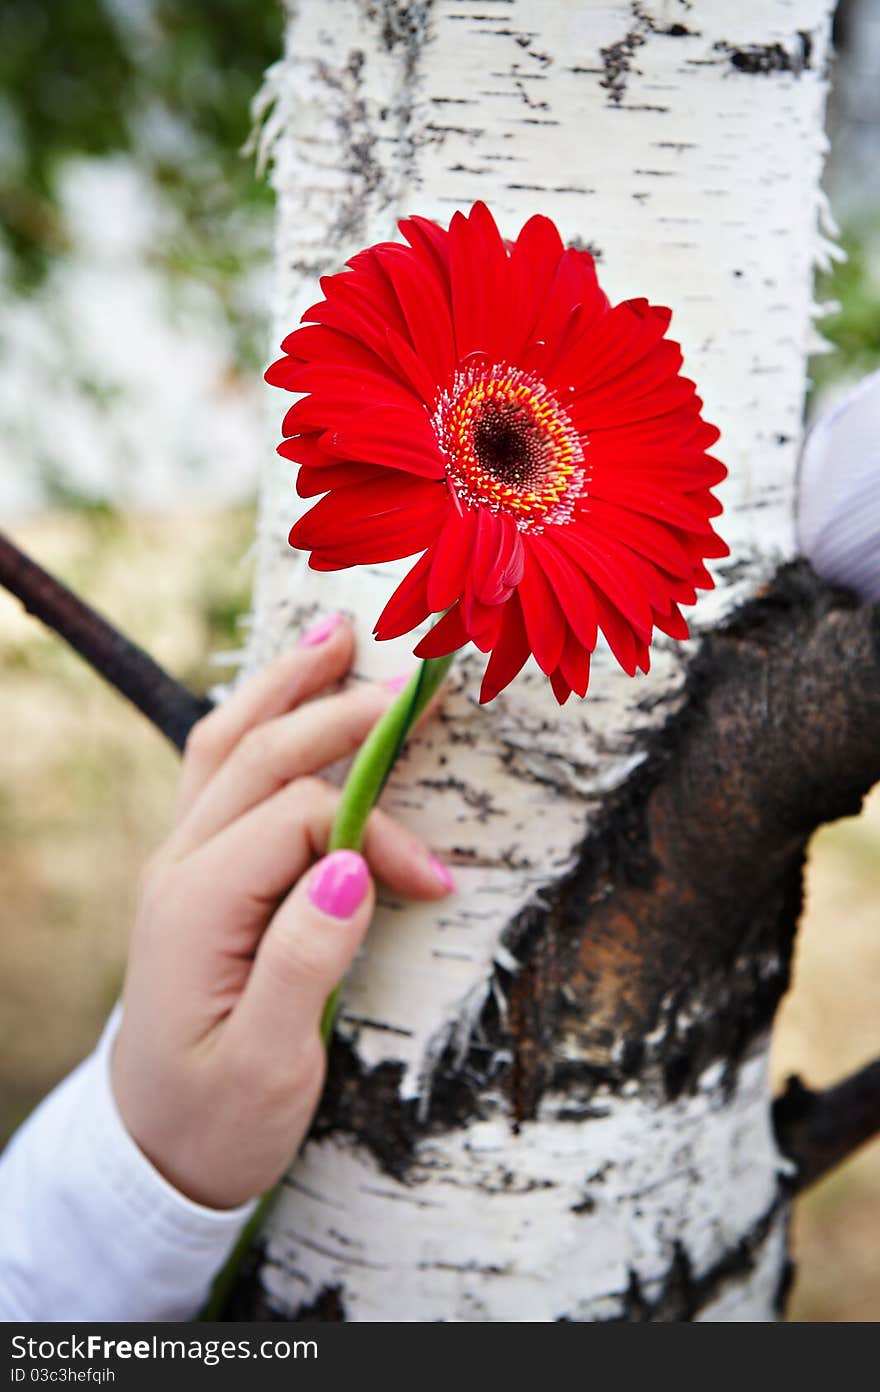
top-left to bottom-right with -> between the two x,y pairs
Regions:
431,363 -> 586,531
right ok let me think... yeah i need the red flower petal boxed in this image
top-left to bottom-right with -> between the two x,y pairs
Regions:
448,202 -> 512,362
554,529 -> 653,640
294,461 -> 390,498
374,241 -> 456,390
585,475 -> 719,534
466,603 -> 505,653
277,433 -> 333,469
652,603 -> 689,640
479,596 -> 531,703
427,509 -> 477,613
292,476 -> 445,564
568,340 -> 686,421
399,214 -> 451,277
280,361 -> 423,414
593,589 -> 643,677
588,443 -> 727,491
559,628 -> 591,698
302,277 -> 429,394
576,498 -> 702,578
524,248 -> 608,376
571,372 -> 698,435
528,535 -> 598,651
414,604 -> 470,659
374,549 -> 433,640
506,214 -> 566,359
381,327 -> 446,406
275,323 -> 398,376
517,549 -> 567,675
470,511 -> 524,607
549,669 -> 572,704
324,406 -> 445,480
558,299 -> 673,399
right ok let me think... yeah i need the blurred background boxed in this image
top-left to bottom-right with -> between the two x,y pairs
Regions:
1,0 -> 878,1322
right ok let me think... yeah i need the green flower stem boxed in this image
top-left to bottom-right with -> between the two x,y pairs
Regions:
320,650 -> 454,1043
200,649 -> 453,1319
200,1189 -> 276,1321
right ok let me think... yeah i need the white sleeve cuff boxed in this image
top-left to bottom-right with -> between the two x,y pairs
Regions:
0,1007 -> 256,1322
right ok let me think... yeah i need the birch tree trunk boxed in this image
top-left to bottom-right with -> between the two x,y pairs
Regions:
236,0 -> 842,1321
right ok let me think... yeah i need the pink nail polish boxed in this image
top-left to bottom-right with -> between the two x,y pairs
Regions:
309,851 -> 370,919
429,855 -> 457,894
385,671 -> 412,694
299,612 -> 344,647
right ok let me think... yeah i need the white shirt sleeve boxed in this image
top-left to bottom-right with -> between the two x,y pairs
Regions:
0,1008 -> 256,1322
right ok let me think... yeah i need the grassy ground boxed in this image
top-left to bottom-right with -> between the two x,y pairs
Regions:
1,509 -> 878,1321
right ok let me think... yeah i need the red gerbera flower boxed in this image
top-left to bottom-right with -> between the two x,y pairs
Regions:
266,201 -> 727,704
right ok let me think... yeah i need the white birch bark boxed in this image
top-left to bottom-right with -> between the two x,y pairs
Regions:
242,0 -> 836,1321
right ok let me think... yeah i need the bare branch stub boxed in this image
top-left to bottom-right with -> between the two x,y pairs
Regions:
774,1060 -> 880,1192
0,530 -> 211,751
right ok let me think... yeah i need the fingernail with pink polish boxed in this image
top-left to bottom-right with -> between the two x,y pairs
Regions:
299,612 -> 344,648
429,855 -> 457,894
309,851 -> 370,919
385,671 -> 412,694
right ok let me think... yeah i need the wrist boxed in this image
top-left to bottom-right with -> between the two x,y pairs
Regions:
110,1027 -> 251,1213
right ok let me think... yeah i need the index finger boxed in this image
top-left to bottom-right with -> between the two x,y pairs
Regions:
176,612 -> 352,819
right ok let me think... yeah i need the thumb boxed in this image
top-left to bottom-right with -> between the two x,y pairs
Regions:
232,850 -> 374,1052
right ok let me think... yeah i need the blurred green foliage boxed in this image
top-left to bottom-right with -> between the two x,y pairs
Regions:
812,222 -> 880,394
0,0 -> 282,360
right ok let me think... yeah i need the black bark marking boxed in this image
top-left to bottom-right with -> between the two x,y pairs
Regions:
569,1194 -> 596,1215
632,2 -> 700,40
513,78 -> 550,111
227,1257 -> 349,1324
291,1286 -> 347,1323
418,774 -> 503,821
425,123 -> 483,137
599,27 -> 646,105
568,235 -> 602,261
220,1241 -> 284,1321
596,1194 -> 786,1322
311,49 -> 387,250
312,1048 -> 416,1180
347,3 -> 433,200
342,1015 -> 415,1037
513,36 -> 552,67
714,32 -> 813,77
599,2 -> 700,106
506,183 -> 595,195
362,0 -> 433,55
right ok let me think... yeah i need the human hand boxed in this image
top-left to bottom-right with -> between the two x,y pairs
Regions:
111,614 -> 454,1210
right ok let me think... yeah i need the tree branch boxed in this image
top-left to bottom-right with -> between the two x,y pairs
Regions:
0,530 -> 211,751
774,1060 -> 880,1192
